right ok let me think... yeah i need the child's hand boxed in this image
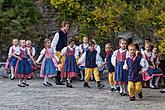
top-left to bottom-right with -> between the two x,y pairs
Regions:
139,71 -> 143,74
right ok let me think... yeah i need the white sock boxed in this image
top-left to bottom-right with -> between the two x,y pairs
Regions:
110,85 -> 114,89
10,66 -> 14,78
119,85 -> 123,93
80,70 -> 84,79
44,77 -> 47,84
149,78 -> 154,87
18,79 -> 22,85
67,78 -> 71,83
155,77 -> 160,87
123,85 -> 127,94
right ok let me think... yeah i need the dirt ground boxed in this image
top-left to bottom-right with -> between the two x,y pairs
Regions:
0,78 -> 164,110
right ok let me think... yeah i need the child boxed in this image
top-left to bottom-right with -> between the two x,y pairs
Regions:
60,38 -> 79,88
78,40 -> 105,89
36,38 -> 59,86
15,40 -> 33,87
123,44 -> 148,101
5,39 -> 20,80
78,36 -> 89,81
111,38 -> 128,95
142,43 -> 163,88
26,40 -> 37,71
150,46 -> 163,88
104,43 -> 115,92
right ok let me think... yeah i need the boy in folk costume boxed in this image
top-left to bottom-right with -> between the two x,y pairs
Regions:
78,40 -> 105,89
103,43 -> 115,92
123,44 -> 148,101
111,38 -> 128,95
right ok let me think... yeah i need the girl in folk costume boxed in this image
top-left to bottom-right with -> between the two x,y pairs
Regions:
123,44 -> 148,101
78,40 -> 105,89
142,44 -> 163,88
5,39 -> 20,80
26,40 -> 37,71
36,38 -> 59,86
60,38 -> 79,88
15,40 -> 34,87
103,43 -> 115,92
111,38 -> 128,95
78,36 -> 89,81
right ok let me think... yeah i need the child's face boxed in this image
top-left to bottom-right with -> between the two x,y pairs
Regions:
89,44 -> 95,52
128,46 -> 136,56
69,41 -> 75,48
145,44 -> 151,51
26,42 -> 31,48
45,41 -> 51,48
105,45 -> 112,52
119,41 -> 127,50
83,37 -> 88,43
63,24 -> 69,32
153,48 -> 158,54
13,39 -> 19,46
20,40 -> 26,48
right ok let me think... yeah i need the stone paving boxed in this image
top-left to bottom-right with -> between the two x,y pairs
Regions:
0,78 -> 164,110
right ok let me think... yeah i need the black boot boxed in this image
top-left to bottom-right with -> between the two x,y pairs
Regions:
97,81 -> 105,89
66,82 -> 73,88
55,71 -> 65,85
129,96 -> 135,101
138,92 -> 143,99
84,82 -> 91,88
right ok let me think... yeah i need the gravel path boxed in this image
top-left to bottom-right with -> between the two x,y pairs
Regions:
0,78 -> 164,110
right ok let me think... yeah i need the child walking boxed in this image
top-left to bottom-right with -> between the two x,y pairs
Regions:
60,38 -> 79,88
78,40 -> 105,89
5,38 -> 20,80
104,43 -> 115,92
36,38 -> 59,86
15,40 -> 33,87
111,38 -> 128,95
123,44 -> 148,101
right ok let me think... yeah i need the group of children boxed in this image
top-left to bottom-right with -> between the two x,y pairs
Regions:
5,36 -> 164,101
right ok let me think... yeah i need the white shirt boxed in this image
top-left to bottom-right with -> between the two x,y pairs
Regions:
36,48 -> 59,63
51,32 -> 60,52
151,53 -> 160,64
79,43 -> 89,54
95,45 -> 101,54
123,56 -> 149,72
8,45 -> 20,58
27,47 -> 36,57
61,46 -> 79,59
111,48 -> 128,67
78,51 -> 101,66
142,50 -> 152,60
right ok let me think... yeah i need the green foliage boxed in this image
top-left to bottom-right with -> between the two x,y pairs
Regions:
50,0 -> 165,54
0,0 -> 41,58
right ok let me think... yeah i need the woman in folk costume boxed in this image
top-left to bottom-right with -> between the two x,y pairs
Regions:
36,38 -> 59,86
111,38 -> 128,95
15,40 -> 34,87
5,38 -> 20,80
78,36 -> 89,81
60,38 -> 79,88
142,44 -> 163,88
51,21 -> 69,85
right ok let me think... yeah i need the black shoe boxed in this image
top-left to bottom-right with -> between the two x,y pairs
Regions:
56,82 -> 65,85
120,93 -> 123,96
43,83 -> 49,86
115,87 -> 120,93
10,76 -> 15,80
84,82 -> 91,88
109,88 -> 115,92
18,84 -> 26,87
23,82 -> 29,86
97,82 -> 105,89
47,82 -> 53,86
66,83 -> 73,88
129,96 -> 135,101
138,92 -> 143,99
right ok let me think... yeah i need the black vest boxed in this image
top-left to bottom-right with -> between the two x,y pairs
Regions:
85,50 -> 97,68
56,30 -> 67,51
